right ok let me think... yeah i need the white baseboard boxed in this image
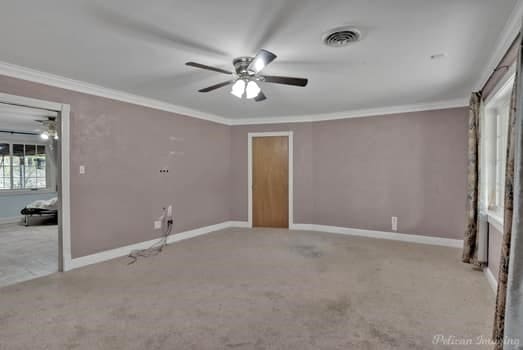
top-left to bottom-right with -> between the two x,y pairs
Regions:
290,223 -> 464,248
0,216 -> 22,224
67,221 -> 236,270
292,224 -> 499,294
484,267 -> 498,294
65,221 -> 464,271
228,221 -> 251,228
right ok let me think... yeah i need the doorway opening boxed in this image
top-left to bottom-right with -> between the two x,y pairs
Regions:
248,131 -> 293,228
0,93 -> 70,287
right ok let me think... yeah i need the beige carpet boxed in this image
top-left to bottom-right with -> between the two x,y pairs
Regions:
0,222 -> 58,288
0,228 -> 494,349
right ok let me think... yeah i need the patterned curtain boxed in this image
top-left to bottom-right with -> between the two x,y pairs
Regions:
492,64 -> 519,350
493,73 -> 519,350
462,92 -> 483,266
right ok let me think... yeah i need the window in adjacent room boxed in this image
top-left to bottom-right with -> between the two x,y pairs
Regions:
0,143 -> 10,190
0,142 -> 48,191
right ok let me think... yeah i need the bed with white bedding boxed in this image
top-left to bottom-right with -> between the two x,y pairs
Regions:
20,197 -> 58,226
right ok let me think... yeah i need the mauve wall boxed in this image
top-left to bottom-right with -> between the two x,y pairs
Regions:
231,108 -> 468,239
0,75 -> 231,258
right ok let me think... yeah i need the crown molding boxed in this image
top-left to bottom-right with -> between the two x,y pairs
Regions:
227,98 -> 469,125
0,60 -> 468,126
474,1 -> 523,91
0,61 -> 230,125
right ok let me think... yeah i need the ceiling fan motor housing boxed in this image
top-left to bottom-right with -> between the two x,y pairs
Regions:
233,57 -> 255,76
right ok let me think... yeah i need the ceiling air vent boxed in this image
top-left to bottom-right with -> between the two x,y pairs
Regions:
323,27 -> 361,47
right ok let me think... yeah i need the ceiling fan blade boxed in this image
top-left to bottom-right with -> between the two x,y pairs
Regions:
198,80 -> 234,92
247,0 -> 303,53
91,5 -> 227,57
186,62 -> 232,75
247,49 -> 277,74
254,91 -> 267,102
263,75 -> 308,87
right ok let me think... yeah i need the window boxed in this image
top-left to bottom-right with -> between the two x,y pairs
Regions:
494,105 -> 509,208
484,73 -> 513,217
0,143 -> 10,189
0,142 -> 48,191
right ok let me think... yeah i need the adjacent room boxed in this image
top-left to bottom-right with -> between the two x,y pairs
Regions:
0,1 -> 522,349
0,103 -> 59,287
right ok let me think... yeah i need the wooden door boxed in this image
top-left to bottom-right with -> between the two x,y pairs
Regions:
252,136 -> 289,228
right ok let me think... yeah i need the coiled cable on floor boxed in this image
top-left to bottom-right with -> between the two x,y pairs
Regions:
128,209 -> 173,264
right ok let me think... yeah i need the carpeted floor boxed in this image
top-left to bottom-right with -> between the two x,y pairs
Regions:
0,221 -> 58,288
0,228 -> 494,349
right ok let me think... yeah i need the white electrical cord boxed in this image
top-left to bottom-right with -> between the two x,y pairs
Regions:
128,208 -> 173,264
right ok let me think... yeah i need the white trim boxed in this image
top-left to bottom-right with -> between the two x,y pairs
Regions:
0,61 -> 469,126
487,211 -> 504,233
0,92 -> 63,112
0,216 -> 23,224
68,221 -> 235,270
0,61 -> 229,125
484,267 -> 498,294
0,92 -> 72,272
290,223 -> 464,248
60,104 -> 72,271
228,221 -> 251,228
65,219 -> 500,298
248,131 -> 293,228
229,98 -> 468,125
474,1 -> 523,91
484,64 -> 516,106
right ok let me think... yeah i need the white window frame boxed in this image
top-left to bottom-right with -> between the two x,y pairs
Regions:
483,64 -> 515,231
0,139 -> 51,194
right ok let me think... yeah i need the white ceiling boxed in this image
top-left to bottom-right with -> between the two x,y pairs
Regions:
0,0 -> 518,121
0,103 -> 56,133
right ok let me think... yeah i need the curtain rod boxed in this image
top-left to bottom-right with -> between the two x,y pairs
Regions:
481,33 -> 521,95
0,130 -> 39,136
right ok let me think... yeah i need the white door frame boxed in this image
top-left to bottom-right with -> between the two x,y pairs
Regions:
0,92 -> 72,272
248,131 -> 293,228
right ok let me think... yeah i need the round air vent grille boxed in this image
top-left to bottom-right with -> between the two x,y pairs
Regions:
323,27 -> 361,47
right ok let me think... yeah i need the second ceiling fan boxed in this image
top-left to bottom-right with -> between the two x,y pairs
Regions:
186,49 -> 308,102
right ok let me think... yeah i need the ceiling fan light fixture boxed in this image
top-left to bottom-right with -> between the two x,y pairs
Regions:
246,81 -> 261,99
39,118 -> 59,140
231,79 -> 246,98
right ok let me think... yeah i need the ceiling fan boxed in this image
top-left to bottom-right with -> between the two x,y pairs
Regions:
185,49 -> 308,102
35,117 -> 58,140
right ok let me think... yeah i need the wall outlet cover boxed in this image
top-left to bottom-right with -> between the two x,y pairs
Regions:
154,221 -> 162,230
391,216 -> 398,232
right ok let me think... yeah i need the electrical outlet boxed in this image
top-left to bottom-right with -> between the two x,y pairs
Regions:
79,165 -> 86,174
392,216 -> 398,232
154,221 -> 162,230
